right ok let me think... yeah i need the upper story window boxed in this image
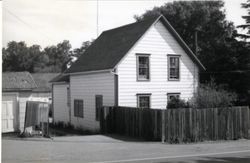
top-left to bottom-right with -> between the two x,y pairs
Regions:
168,55 -> 180,80
137,94 -> 151,108
137,54 -> 150,81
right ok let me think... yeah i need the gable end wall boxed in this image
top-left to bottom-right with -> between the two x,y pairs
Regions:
116,21 -> 199,109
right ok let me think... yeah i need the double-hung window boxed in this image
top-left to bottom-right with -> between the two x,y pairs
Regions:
137,54 -> 150,81
74,99 -> 83,118
168,55 -> 180,80
95,95 -> 103,121
167,93 -> 180,101
137,94 -> 151,108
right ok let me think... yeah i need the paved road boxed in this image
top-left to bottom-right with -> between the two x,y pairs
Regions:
2,135 -> 250,163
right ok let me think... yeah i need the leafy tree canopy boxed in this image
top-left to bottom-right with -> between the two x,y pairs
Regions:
3,40 -> 92,73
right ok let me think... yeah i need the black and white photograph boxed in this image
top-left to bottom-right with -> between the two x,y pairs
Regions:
1,0 -> 250,162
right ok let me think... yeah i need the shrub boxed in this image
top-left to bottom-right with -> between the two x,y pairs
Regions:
191,80 -> 237,109
167,97 -> 189,109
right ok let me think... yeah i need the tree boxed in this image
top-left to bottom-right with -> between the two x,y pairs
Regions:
237,0 -> 250,39
3,40 -> 73,73
72,40 -> 93,59
135,1 -> 236,56
43,40 -> 72,72
3,41 -> 39,72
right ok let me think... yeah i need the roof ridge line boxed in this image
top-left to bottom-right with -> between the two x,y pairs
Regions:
102,16 -> 160,34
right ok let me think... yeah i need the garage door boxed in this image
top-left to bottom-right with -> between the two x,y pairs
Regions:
2,101 -> 15,133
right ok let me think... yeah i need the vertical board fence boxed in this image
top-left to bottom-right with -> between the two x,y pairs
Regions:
100,106 -> 250,143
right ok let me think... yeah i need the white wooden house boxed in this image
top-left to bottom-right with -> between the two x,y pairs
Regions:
52,15 -> 205,131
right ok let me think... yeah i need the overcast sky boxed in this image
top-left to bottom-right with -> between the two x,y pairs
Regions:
3,0 -> 248,49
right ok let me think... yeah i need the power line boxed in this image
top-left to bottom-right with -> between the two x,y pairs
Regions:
97,0 -> 99,37
3,7 -> 55,43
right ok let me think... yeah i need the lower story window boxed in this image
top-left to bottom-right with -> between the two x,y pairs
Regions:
167,93 -> 180,101
74,99 -> 83,118
137,94 -> 151,108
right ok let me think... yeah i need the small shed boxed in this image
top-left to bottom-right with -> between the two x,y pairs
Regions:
2,72 -> 58,133
2,72 -> 37,133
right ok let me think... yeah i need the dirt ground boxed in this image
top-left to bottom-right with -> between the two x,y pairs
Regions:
2,135 -> 250,163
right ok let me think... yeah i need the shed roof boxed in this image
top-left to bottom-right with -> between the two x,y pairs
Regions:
31,73 -> 59,92
65,15 -> 205,74
2,72 -> 37,91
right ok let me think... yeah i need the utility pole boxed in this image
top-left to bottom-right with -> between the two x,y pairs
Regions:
194,28 -> 198,56
96,0 -> 99,38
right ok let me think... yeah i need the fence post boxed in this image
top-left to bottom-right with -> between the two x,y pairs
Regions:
161,109 -> 166,143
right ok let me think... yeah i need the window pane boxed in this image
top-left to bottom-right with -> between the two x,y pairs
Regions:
169,57 -> 179,80
74,99 -> 83,118
138,56 -> 149,80
96,95 -> 103,121
167,93 -> 180,101
139,96 -> 150,108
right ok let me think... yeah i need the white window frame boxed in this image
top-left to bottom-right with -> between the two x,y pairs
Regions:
167,93 -> 180,101
168,55 -> 180,81
74,99 -> 84,118
136,54 -> 150,81
137,93 -> 151,108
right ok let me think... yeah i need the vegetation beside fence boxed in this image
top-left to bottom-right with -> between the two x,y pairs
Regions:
100,106 -> 250,143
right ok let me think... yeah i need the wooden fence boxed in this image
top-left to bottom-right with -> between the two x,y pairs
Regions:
100,106 -> 250,143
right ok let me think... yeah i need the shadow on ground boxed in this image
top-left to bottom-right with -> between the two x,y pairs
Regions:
104,134 -> 155,142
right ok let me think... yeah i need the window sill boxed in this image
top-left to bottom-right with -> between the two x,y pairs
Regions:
168,78 -> 180,81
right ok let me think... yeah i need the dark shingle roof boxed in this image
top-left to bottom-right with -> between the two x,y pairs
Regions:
50,74 -> 69,83
31,73 -> 59,92
65,16 -> 158,73
65,15 -> 205,74
2,72 -> 37,91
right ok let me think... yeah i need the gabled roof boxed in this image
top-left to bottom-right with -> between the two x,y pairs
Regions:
31,73 -> 59,92
65,15 -> 205,74
2,72 -> 37,91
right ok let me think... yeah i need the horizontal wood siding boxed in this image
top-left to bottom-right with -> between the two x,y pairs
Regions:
53,84 -> 70,123
117,21 -> 199,109
70,72 -> 115,131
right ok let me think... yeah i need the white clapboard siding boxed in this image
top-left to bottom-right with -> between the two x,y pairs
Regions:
70,72 -> 115,130
117,20 -> 199,109
53,84 -> 70,123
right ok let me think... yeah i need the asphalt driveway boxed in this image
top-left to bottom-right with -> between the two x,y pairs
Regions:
2,135 -> 250,163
